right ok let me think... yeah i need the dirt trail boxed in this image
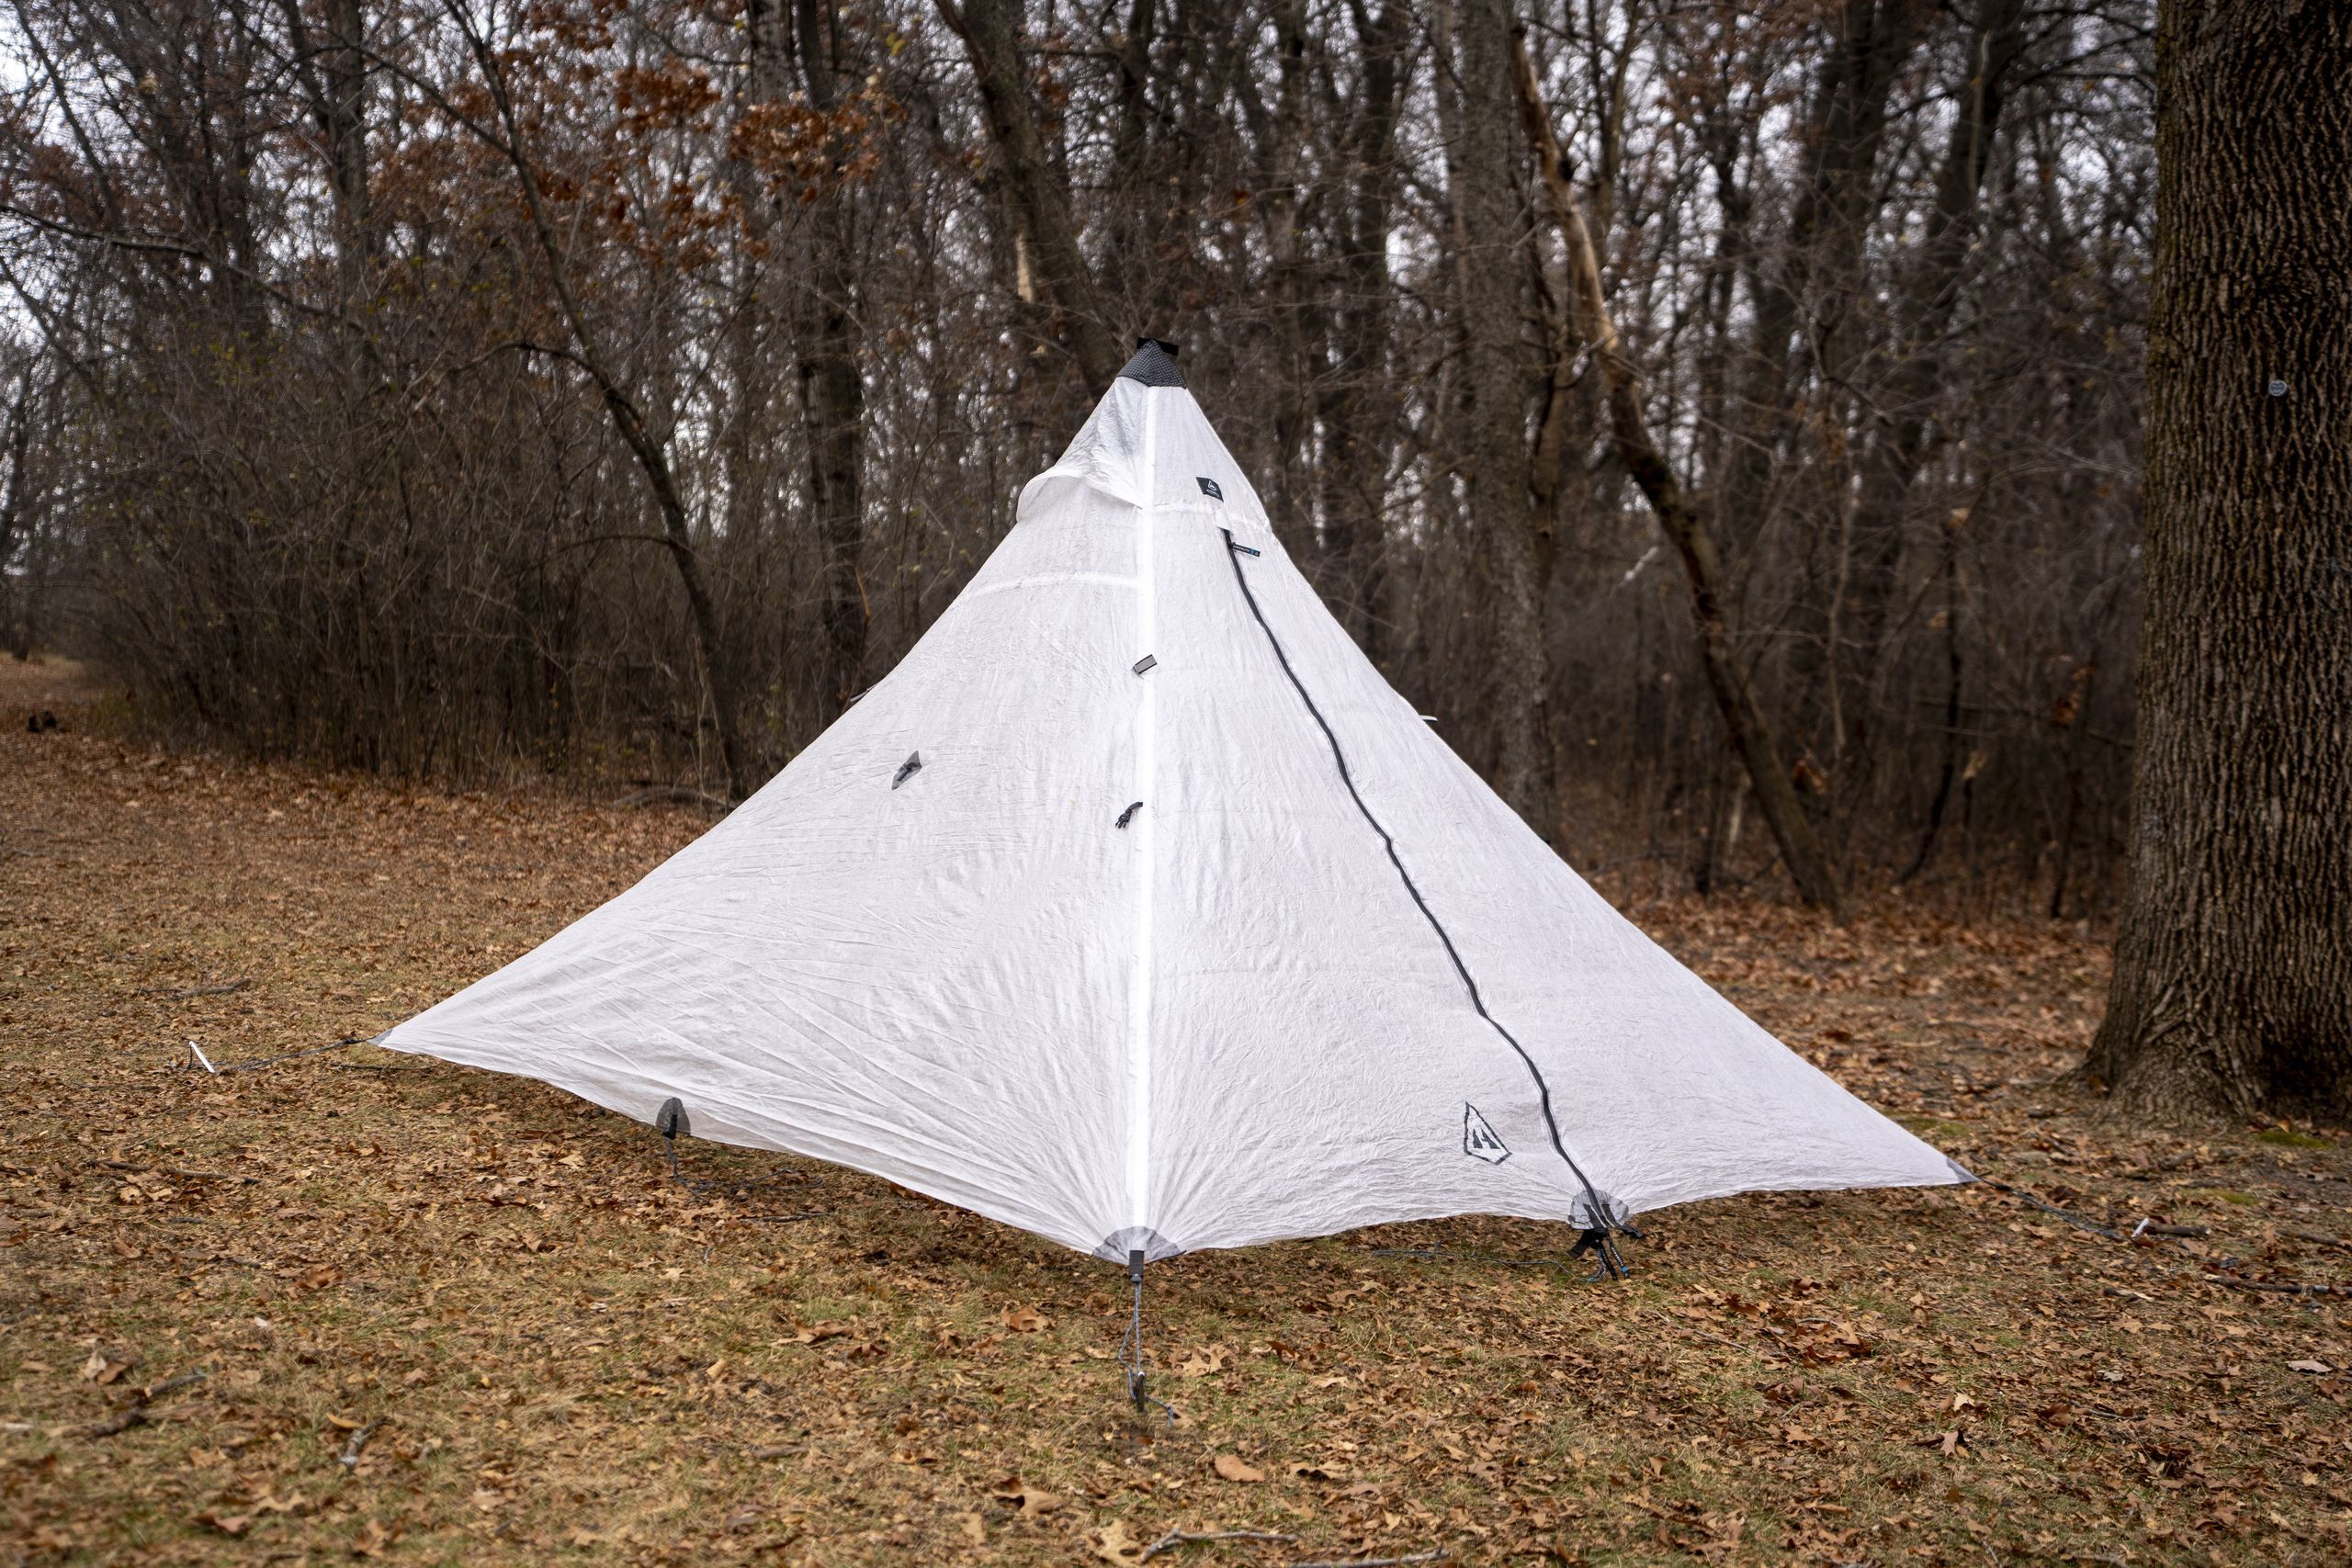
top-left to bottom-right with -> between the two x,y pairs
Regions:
2,658 -> 2346,1564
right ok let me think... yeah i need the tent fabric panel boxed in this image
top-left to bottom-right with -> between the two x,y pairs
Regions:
1208,499 -> 1959,1218
384,483 -> 1155,1258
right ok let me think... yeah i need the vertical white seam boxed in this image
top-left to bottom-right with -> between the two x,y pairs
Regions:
1126,390 -> 1159,1236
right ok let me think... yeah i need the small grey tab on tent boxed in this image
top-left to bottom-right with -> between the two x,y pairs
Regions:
1131,654 -> 1157,675
1196,476 -> 1223,501
891,751 -> 922,789
655,1096 -> 690,1140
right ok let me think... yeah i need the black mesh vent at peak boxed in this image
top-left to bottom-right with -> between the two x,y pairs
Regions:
1117,338 -> 1185,388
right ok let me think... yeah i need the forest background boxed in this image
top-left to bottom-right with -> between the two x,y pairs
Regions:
0,0 -> 2154,920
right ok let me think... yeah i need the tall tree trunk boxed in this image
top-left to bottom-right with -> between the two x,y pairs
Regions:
2087,0 -> 2351,1118
1513,23 -> 1844,914
936,0 -> 1126,395
1444,0 -> 1552,837
790,0 -> 871,725
1312,0 -> 1409,657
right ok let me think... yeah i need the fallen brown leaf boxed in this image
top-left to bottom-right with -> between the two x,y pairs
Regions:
1091,1520 -> 1147,1563
1213,1452 -> 1265,1483
788,1321 -> 851,1344
989,1479 -> 1063,1518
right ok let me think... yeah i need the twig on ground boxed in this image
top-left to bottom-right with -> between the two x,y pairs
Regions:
338,1417 -> 385,1468
1289,1551 -> 1447,1568
100,1160 -> 256,1186
85,1367 -> 206,1438
2288,1228 -> 2348,1251
142,1371 -> 209,1400
734,1211 -> 828,1224
85,1403 -> 149,1438
1140,1529 -> 1297,1561
2131,1219 -> 2207,1239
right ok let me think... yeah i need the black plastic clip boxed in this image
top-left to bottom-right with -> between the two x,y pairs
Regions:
1115,801 -> 1144,829
892,752 -> 922,789
1227,539 -> 1261,558
1132,654 -> 1158,675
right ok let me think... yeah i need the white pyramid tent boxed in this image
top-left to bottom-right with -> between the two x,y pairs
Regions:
383,341 -> 1964,1264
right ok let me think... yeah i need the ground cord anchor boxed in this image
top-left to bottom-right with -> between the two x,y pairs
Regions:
1570,1221 -> 1643,1282
1120,1249 -> 1182,1427
652,1096 -> 823,1204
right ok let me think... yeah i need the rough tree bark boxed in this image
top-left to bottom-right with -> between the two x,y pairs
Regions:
936,0 -> 1126,396
2086,0 -> 2352,1119
1511,23 -> 1845,914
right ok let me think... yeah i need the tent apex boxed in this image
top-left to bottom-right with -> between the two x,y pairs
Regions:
1118,337 -> 1185,389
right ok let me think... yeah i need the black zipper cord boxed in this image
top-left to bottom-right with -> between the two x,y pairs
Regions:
1219,529 -> 1625,1241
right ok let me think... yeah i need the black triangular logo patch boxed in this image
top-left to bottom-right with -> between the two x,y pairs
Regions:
1462,1103 -> 1510,1165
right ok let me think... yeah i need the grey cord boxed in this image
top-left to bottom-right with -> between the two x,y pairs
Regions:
1118,1270 -> 1182,1427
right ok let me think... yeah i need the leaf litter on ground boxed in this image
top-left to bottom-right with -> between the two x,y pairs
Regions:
2,658 -> 2347,1563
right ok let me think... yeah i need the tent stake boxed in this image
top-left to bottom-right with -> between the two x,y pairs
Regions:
1120,1249 -> 1181,1427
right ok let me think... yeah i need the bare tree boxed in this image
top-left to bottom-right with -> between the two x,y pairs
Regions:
2088,0 -> 2348,1118
0,0 -> 2160,917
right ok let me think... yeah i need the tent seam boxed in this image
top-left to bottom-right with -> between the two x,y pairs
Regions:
1125,392 -> 1159,1235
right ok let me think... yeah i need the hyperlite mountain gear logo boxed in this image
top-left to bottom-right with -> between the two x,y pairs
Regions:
1197,476 -> 1223,501
1462,1103 -> 1510,1165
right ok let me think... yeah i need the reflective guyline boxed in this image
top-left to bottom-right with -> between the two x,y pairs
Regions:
1218,526 -> 1622,1235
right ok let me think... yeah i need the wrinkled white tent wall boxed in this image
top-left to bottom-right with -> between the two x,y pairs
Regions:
383,344 -> 1962,1262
